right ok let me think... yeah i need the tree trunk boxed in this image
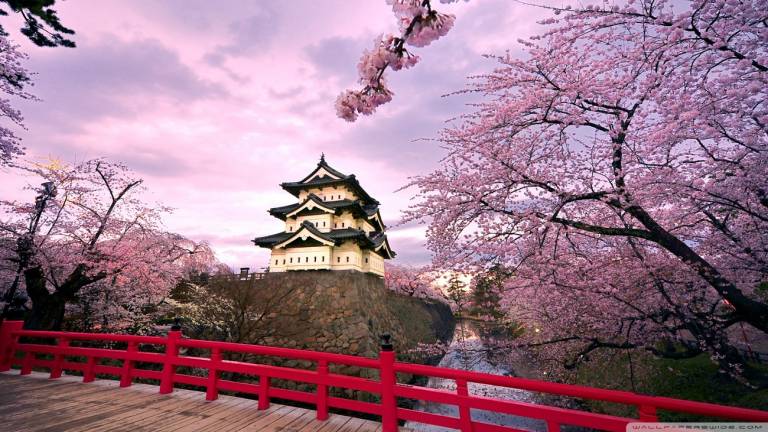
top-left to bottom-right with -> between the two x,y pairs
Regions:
22,264 -> 106,330
23,266 -> 66,330
25,293 -> 67,330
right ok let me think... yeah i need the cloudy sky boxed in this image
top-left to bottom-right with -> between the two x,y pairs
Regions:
0,0 -> 551,269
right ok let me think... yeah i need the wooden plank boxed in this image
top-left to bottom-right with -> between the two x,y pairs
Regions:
194,399 -> 280,432
14,383 -> 173,432
171,397 -> 257,432
356,419 -> 384,432
1,381 -> 133,428
224,404 -> 298,432
98,389 -> 218,432
13,377 -> 188,432
277,409 -> 318,432
316,413 -> 354,432
248,406 -> 315,432
0,372 -> 387,432
337,417 -> 368,432
71,386 -> 205,432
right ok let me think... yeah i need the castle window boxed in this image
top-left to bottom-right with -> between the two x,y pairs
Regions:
290,257 -> 293,263
323,221 -> 326,227
305,256 -> 309,263
346,256 -> 350,263
342,222 -> 345,228
334,223 -> 337,228
322,256 -> 325,262
314,256 -> 317,262
282,259 -> 285,265
337,257 -> 340,263
365,258 -> 368,263
275,259 -> 278,265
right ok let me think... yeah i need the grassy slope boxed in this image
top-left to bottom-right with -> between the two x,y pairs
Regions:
573,352 -> 768,420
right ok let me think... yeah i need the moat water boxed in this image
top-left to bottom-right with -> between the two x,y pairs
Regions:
405,322 -> 546,432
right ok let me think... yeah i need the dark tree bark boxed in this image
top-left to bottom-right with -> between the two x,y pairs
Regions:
23,264 -> 106,330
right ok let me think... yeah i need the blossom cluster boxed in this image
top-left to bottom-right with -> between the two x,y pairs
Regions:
335,0 -> 456,121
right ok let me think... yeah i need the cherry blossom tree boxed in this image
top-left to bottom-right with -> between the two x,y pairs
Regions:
0,35 -> 32,165
0,159 -> 214,330
390,0 -> 767,374
384,262 -> 448,302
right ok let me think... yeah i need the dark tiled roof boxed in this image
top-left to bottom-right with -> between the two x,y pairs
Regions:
362,204 -> 379,217
268,194 -> 378,221
298,157 -> 348,183
281,158 -> 380,205
370,232 -> 396,258
253,221 -> 395,257
268,203 -> 300,218
252,231 -> 292,248
326,228 -> 369,241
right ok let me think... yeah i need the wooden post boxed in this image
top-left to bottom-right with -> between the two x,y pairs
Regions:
258,374 -> 271,410
159,328 -> 182,394
50,337 -> 69,379
206,347 -> 221,401
316,360 -> 329,420
0,320 -> 23,372
379,334 -> 397,432
120,341 -> 137,387
456,379 -> 473,432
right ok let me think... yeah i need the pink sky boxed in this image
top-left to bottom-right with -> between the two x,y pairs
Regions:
0,0 -> 550,269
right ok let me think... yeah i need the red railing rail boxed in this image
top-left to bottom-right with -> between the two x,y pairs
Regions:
1,320 -> 766,431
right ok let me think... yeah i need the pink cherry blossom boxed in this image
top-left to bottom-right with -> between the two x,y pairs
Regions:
335,0 -> 455,121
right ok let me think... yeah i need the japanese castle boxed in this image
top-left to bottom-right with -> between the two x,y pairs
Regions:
252,155 -> 395,276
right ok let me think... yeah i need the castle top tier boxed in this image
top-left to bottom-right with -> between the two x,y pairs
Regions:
252,155 -> 395,276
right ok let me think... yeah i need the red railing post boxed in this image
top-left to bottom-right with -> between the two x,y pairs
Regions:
20,350 -> 33,375
159,325 -> 182,394
50,336 -> 69,379
0,320 -> 23,372
316,360 -> 329,421
83,356 -> 97,382
456,379 -> 473,432
258,374 -> 271,410
120,341 -> 137,387
379,334 -> 397,432
206,347 -> 221,401
639,405 -> 658,421
546,420 -> 561,432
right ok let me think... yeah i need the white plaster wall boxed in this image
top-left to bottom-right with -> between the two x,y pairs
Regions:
299,186 -> 357,202
332,211 -> 358,230
360,250 -> 385,276
269,246 -> 332,272
329,241 -> 363,271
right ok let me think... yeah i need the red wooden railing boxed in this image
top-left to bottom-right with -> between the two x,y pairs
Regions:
1,320 -> 767,431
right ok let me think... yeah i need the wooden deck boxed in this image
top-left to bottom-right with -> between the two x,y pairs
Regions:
0,371 -> 386,432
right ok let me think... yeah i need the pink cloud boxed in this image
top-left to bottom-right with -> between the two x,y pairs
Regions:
0,0 -> 552,268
